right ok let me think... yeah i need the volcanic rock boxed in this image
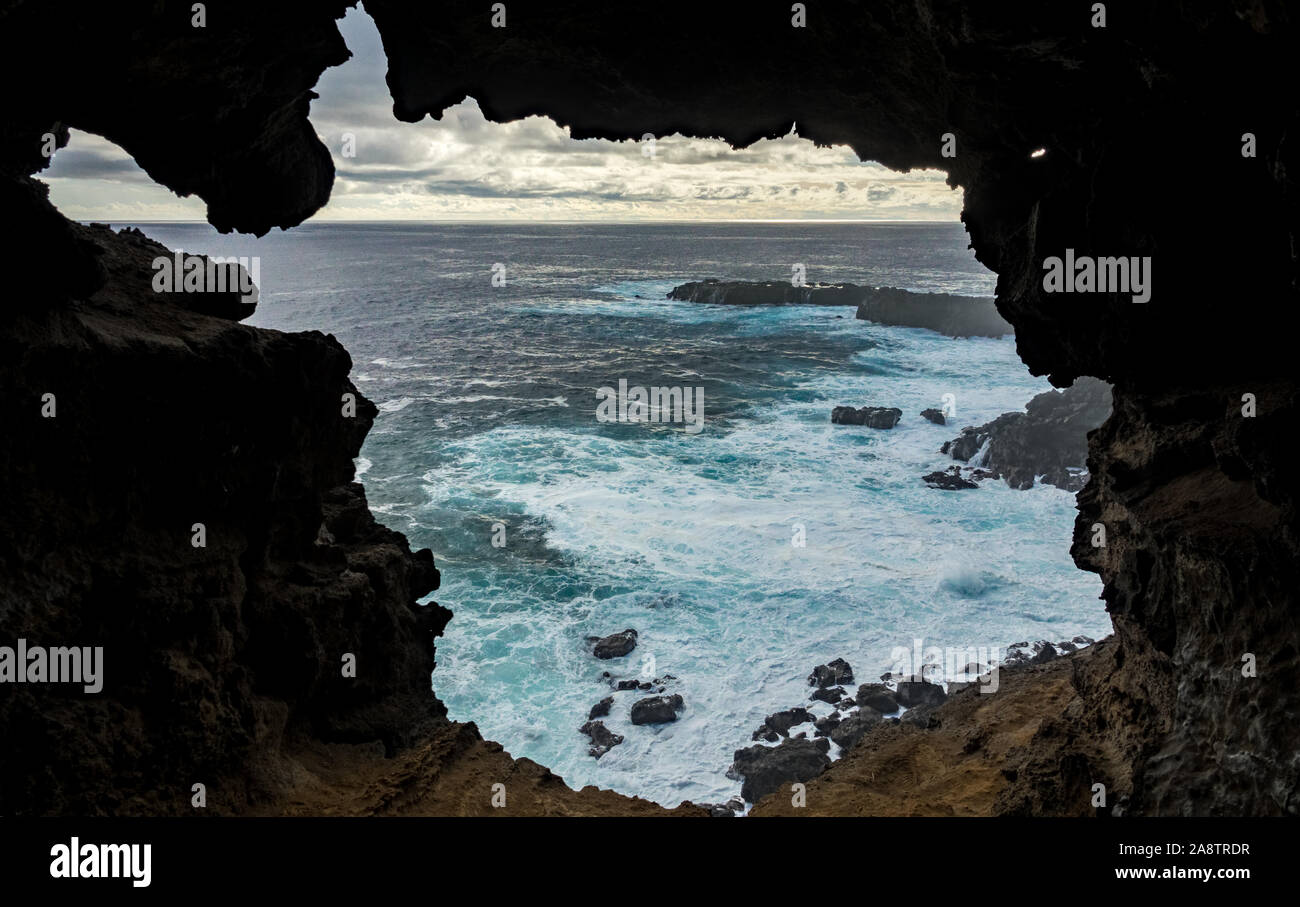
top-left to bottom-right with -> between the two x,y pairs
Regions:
829,709 -> 883,750
941,378 -> 1112,490
731,738 -> 832,803
807,658 -> 855,688
630,694 -> 684,725
592,629 -> 638,659
895,679 -> 948,709
922,468 -> 979,490
579,720 -> 624,758
855,683 -> 899,713
831,406 -> 903,429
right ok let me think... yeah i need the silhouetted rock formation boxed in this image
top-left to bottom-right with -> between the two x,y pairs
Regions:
3,0 -> 1298,816
0,223 -> 446,814
941,377 -> 1113,490
668,280 -> 1010,337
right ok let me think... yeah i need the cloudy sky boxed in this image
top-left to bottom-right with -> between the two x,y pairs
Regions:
44,5 -> 963,224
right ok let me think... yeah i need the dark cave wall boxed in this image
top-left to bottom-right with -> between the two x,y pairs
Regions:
1,0 -> 1297,813
0,224 -> 445,814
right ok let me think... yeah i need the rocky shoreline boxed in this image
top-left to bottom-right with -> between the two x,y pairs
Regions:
938,377 -> 1112,491
717,637 -> 1096,814
829,377 -> 1112,493
667,280 -> 1012,338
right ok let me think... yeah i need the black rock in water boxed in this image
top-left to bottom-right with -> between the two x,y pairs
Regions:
630,694 -> 684,725
731,738 -> 832,803
579,720 -> 624,758
592,628 -> 638,659
808,658 -> 855,688
831,406 -> 902,429
810,686 -> 845,705
666,281 -> 1011,338
920,408 -> 947,425
588,696 -> 614,719
752,707 -> 813,740
922,468 -> 979,490
813,713 -> 842,737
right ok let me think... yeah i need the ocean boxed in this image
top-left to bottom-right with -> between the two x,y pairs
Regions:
123,221 -> 1110,808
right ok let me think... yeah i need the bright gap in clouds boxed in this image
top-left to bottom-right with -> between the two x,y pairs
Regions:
45,5 -> 963,225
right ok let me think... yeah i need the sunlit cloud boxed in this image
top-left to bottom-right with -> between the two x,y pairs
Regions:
45,5 -> 963,225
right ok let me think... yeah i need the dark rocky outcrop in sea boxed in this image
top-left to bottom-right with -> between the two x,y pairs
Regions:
922,467 -> 979,490
630,694 -> 685,725
751,707 -> 814,742
920,408 -> 947,425
591,628 -> 638,659
831,406 -> 903,428
5,0 -> 1298,818
579,720 -> 624,758
940,377 -> 1113,490
807,658 -> 855,688
667,280 -> 1011,338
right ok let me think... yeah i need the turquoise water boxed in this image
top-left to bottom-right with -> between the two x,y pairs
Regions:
123,221 -> 1110,807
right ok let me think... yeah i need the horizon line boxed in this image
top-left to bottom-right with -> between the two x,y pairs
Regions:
86,217 -> 965,227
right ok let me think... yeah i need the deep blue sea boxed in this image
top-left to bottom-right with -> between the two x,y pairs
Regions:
120,221 -> 1109,807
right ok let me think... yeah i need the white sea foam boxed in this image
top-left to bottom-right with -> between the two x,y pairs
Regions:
430,310 -> 1109,808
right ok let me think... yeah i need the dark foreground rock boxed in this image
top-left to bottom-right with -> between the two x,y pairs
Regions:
630,694 -> 684,725
831,406 -> 902,429
731,738 -> 832,803
942,377 -> 1112,490
667,281 -> 1011,338
591,628 -> 638,659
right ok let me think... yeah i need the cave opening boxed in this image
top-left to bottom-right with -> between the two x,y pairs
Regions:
33,4 -> 1119,812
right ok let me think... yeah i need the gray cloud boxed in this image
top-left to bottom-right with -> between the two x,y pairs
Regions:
44,4 -> 964,224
